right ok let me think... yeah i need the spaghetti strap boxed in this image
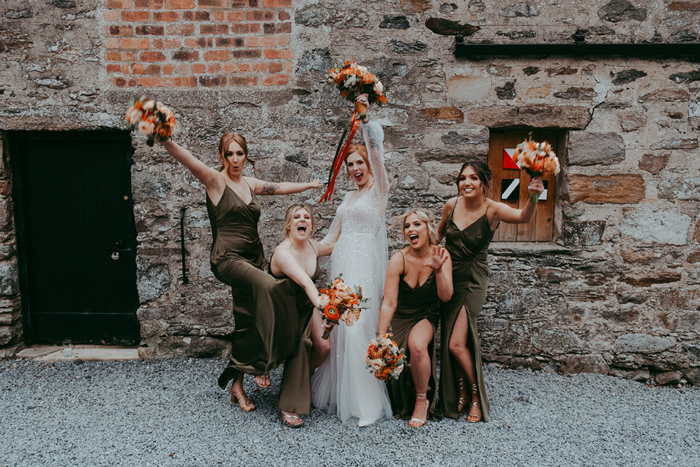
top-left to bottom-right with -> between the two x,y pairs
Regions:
242,177 -> 254,193
309,240 -> 318,256
398,250 -> 406,276
449,197 -> 460,217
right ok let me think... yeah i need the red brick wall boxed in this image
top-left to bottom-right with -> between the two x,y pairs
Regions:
104,0 -> 292,88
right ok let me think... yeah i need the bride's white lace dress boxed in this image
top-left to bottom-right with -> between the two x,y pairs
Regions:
312,120 -> 393,426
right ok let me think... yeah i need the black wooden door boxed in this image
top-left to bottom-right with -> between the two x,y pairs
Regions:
11,131 -> 140,344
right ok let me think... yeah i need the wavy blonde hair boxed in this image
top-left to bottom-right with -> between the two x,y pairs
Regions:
283,204 -> 316,238
392,208 -> 438,245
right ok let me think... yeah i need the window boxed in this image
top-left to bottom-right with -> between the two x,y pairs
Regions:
487,129 -> 559,242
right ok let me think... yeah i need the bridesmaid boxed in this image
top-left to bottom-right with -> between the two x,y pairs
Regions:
377,208 -> 453,428
158,133 -> 320,411
436,160 -> 543,423
269,204 -> 333,428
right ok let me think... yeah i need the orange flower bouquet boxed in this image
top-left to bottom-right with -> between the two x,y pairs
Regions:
125,96 -> 176,147
364,333 -> 406,381
319,60 -> 388,203
318,275 -> 368,339
326,60 -> 387,119
510,135 -> 560,203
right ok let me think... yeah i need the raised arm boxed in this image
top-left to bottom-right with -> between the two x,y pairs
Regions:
436,197 -> 457,243
311,239 -> 334,258
489,176 -> 544,228
362,120 -> 389,199
270,248 -> 320,308
377,252 -> 403,335
246,177 -> 321,196
158,140 -> 225,200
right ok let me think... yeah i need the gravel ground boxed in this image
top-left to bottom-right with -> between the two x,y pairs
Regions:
0,358 -> 698,467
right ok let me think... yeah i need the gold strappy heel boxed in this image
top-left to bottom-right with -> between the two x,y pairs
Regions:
409,392 -> 429,428
467,383 -> 482,423
457,378 -> 468,415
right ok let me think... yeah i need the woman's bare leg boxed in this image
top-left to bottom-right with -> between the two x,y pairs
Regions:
448,306 -> 481,421
407,320 -> 433,428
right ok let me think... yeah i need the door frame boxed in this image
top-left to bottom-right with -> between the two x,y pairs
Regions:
8,130 -> 139,344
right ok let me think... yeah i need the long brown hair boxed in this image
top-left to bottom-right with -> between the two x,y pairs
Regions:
218,133 -> 256,171
344,143 -> 373,181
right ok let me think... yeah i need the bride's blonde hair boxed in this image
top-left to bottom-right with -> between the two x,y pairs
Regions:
391,208 -> 438,245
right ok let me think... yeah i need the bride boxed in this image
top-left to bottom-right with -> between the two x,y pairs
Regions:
312,94 -> 393,426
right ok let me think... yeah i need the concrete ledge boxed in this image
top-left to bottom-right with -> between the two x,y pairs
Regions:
17,345 -> 140,362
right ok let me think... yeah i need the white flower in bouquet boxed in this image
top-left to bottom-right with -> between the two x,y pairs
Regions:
143,101 -> 155,111
373,80 -> 384,94
318,294 -> 330,308
138,120 -> 154,136
126,109 -> 143,125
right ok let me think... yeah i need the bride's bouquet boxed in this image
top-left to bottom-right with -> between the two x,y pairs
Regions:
365,333 -> 406,381
318,275 -> 367,339
326,60 -> 387,119
319,60 -> 388,203
510,134 -> 560,203
125,96 -> 176,146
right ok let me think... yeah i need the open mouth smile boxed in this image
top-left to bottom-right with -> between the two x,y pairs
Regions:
409,233 -> 419,244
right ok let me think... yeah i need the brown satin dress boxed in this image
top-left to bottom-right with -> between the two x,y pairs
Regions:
386,251 -> 441,421
269,244 -> 320,415
437,202 -> 496,422
208,183 -> 298,389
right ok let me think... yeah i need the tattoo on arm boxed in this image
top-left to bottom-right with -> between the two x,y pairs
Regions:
261,182 -> 278,195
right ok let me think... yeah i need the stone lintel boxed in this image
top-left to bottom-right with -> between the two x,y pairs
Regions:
569,174 -> 645,204
468,104 -> 591,129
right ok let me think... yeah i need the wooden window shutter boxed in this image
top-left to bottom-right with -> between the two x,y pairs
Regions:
487,129 -> 557,242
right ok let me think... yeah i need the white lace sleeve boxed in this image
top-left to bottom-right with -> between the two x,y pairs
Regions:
320,213 -> 342,246
362,120 -> 389,200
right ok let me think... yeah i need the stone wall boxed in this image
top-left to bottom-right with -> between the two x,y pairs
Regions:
1,0 -> 699,385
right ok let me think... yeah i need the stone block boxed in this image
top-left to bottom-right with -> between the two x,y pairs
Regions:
447,76 -> 491,102
0,261 -> 18,296
500,2 -> 539,17
638,153 -> 670,174
684,368 -> 700,386
526,84 -> 550,98
658,178 -> 700,201
614,333 -> 675,354
388,40 -> 427,54
639,89 -> 690,103
467,106 -> 516,127
651,139 -> 698,150
619,204 -> 691,245
441,128 -> 489,145
598,0 -> 647,22
294,4 -> 334,27
568,132 -> 625,166
621,272 -> 682,287
425,18 -> 479,36
619,114 -> 646,132
569,174 -> 644,204
136,259 -> 172,304
157,336 -> 229,358
131,171 -> 171,202
532,329 -> 582,354
655,371 -> 682,385
420,107 -> 464,122
559,354 -> 611,375
517,105 -> 591,129
561,220 -> 606,247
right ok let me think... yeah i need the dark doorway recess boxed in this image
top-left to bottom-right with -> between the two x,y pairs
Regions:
9,131 -> 140,344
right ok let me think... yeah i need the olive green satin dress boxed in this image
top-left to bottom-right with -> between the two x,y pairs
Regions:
386,253 -> 441,420
437,205 -> 495,422
270,248 -> 320,415
208,184 -> 298,389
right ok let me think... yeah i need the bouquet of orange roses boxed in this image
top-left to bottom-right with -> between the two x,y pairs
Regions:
319,60 -> 388,203
510,135 -> 560,203
365,333 -> 406,381
125,96 -> 176,147
326,60 -> 387,119
318,275 -> 367,339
